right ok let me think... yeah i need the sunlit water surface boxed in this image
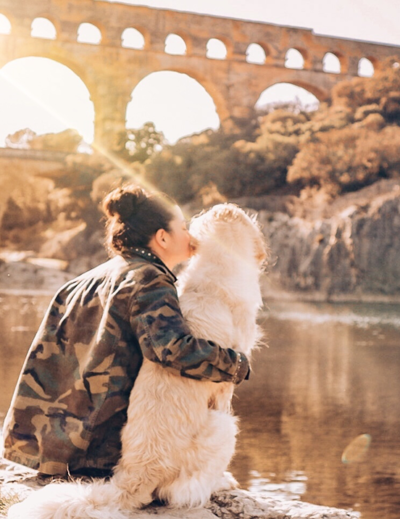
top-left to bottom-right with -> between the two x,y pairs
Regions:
1,294 -> 399,519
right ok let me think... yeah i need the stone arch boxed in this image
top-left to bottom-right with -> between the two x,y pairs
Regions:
165,33 -> 187,56
358,57 -> 375,77
246,43 -> 267,65
255,81 -> 324,112
0,56 -> 95,143
206,38 -> 230,60
2,50 -> 97,102
4,49 -> 93,88
77,22 -> 102,45
322,52 -> 342,73
31,17 -> 57,40
285,48 -> 306,69
156,66 -> 231,123
0,13 -> 12,34
284,79 -> 327,101
121,27 -> 145,49
126,70 -> 225,141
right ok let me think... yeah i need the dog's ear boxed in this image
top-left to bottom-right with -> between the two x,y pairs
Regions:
211,204 -> 242,223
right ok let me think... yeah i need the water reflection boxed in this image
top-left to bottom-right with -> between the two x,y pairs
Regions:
248,469 -> 307,501
1,296 -> 400,519
232,302 -> 400,519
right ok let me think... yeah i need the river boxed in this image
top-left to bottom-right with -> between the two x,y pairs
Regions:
1,293 -> 399,519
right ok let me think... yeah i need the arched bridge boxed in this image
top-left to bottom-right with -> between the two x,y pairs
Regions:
0,0 -> 399,149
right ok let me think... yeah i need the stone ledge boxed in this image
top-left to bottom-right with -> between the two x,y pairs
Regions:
206,490 -> 359,519
0,459 -> 359,519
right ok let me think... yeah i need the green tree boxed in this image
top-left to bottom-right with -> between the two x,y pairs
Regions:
144,114 -> 299,202
116,122 -> 165,163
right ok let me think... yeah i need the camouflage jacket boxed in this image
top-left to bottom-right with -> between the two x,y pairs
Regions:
2,249 -> 249,476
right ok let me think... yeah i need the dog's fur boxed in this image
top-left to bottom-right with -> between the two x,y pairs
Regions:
8,204 -> 267,519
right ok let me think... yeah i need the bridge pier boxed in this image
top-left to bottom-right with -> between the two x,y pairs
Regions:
93,87 -> 132,153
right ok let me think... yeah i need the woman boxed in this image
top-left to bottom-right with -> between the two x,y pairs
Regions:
2,185 -> 250,478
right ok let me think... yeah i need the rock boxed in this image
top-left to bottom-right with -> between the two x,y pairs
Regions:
262,179 -> 400,301
206,489 -> 359,518
0,254 -> 75,293
0,166 -> 55,235
0,458 -> 359,519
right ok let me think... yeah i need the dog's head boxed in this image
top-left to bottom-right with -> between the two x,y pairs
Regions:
189,203 -> 268,268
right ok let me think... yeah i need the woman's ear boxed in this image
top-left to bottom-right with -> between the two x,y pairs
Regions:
154,228 -> 168,250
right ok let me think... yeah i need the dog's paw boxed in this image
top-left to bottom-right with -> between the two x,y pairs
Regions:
214,471 -> 239,492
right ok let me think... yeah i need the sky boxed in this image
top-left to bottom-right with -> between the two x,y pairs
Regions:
110,0 -> 400,46
0,0 -> 399,146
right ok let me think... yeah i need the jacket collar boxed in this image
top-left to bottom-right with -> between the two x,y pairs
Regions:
123,247 -> 177,282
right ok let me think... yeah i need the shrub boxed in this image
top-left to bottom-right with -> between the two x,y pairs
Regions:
287,125 -> 400,194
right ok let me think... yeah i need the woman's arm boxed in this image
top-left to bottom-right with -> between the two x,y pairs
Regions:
129,267 -> 249,384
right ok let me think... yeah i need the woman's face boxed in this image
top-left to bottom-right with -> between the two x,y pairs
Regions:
164,206 -> 194,267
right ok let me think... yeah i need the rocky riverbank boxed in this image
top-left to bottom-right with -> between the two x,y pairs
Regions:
0,253 -> 75,294
258,178 -> 400,303
0,457 -> 359,519
1,178 -> 400,303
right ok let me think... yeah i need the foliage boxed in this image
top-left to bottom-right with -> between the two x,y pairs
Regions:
332,57 -> 400,120
140,59 -> 400,202
5,128 -> 82,153
287,125 -> 400,194
115,122 -> 165,163
145,113 -> 300,203
105,59 -> 399,203
285,58 -> 400,194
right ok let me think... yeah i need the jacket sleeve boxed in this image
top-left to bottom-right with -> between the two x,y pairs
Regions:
129,267 -> 249,384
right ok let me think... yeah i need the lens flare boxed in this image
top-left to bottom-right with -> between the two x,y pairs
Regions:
341,434 -> 371,464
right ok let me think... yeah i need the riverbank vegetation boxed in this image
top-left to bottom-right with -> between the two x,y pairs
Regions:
131,57 -> 400,204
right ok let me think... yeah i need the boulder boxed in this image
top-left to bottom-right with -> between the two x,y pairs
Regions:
0,458 -> 359,519
262,179 -> 400,301
0,253 -> 74,293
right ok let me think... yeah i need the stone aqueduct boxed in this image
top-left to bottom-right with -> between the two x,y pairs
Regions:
0,0 -> 399,148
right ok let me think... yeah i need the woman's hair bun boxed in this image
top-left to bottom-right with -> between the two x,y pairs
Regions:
103,186 -> 147,220
103,184 -> 177,254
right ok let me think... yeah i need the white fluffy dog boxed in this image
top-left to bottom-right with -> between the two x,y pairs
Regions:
8,203 -> 267,519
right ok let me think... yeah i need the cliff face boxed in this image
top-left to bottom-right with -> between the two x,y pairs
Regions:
260,179 -> 400,301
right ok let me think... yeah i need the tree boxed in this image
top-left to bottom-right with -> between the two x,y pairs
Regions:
332,57 -> 400,122
144,115 -> 299,203
287,126 -> 400,194
116,122 -> 165,163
